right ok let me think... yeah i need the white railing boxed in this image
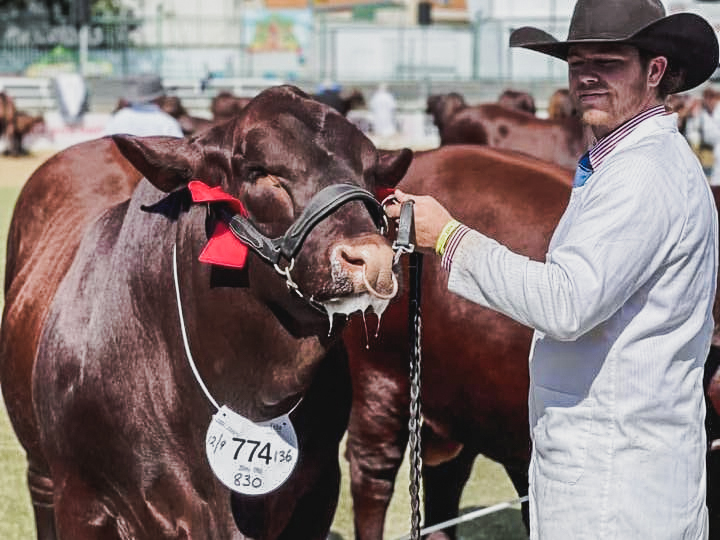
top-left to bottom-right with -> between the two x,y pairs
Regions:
0,76 -> 56,113
162,77 -> 285,116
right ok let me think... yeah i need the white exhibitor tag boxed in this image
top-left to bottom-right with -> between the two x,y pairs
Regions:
205,405 -> 299,495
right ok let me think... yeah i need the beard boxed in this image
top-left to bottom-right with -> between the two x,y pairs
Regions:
581,109 -> 610,127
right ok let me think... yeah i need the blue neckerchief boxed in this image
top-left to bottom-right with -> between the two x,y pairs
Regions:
573,151 -> 593,187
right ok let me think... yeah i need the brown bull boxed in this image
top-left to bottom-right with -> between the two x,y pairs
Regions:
0,84 -> 412,540
426,92 -> 591,170
345,145 -> 573,540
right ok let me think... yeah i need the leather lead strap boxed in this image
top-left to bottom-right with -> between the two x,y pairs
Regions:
395,200 -> 424,540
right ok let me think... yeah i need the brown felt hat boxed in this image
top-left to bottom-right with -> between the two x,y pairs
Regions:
509,0 -> 719,93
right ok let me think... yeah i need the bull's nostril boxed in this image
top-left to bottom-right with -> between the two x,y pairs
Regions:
338,246 -> 368,268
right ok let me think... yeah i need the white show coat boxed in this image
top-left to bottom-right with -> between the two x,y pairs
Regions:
447,113 -> 718,539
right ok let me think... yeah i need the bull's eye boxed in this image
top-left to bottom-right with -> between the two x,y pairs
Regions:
245,174 -> 294,226
246,165 -> 267,182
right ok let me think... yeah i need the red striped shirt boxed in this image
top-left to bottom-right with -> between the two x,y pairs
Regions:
588,104 -> 668,169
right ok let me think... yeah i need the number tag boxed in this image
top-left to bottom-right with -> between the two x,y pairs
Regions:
205,405 -> 299,495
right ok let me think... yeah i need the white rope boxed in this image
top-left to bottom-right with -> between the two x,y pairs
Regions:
172,242 -> 220,411
394,495 -> 529,540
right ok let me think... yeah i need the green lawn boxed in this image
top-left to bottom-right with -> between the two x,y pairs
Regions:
0,182 -> 526,539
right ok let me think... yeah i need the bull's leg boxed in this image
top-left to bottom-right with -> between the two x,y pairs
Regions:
276,460 -> 342,540
421,446 -> 475,540
52,473 -> 126,540
27,462 -> 57,540
346,388 -> 409,540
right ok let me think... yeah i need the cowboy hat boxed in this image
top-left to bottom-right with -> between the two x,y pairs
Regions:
509,0 -> 719,93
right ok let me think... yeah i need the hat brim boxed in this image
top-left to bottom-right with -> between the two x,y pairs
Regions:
510,12 -> 719,93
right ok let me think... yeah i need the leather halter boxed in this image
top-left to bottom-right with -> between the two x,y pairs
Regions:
217,183 -> 387,267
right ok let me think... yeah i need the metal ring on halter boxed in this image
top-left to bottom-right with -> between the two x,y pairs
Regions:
379,213 -> 389,236
361,265 -> 399,300
273,258 -> 303,297
380,193 -> 399,209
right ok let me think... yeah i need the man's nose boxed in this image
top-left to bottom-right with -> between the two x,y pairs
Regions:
574,68 -> 599,86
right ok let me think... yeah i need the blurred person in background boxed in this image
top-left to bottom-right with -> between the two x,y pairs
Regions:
104,74 -> 183,138
688,85 -> 720,183
369,82 -> 397,138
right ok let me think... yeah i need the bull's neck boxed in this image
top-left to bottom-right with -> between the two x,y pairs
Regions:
172,238 -> 332,422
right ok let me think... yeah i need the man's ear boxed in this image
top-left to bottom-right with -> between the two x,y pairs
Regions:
648,56 -> 669,88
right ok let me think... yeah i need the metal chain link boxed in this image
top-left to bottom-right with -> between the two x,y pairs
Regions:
408,251 -> 424,540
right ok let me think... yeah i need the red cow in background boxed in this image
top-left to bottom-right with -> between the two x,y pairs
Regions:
426,92 -> 591,170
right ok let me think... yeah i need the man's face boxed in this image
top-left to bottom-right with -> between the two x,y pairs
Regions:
568,43 -> 665,138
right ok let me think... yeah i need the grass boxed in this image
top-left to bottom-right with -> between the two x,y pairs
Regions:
0,155 -> 527,539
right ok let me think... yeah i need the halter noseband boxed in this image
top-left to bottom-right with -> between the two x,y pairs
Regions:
214,183 -> 389,303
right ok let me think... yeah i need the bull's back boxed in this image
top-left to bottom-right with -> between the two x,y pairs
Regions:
0,137 -> 142,458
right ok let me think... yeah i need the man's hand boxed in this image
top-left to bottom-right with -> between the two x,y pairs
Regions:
384,189 -> 454,253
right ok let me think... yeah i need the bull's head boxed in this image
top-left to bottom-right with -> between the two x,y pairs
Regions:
426,92 -> 467,130
111,85 -> 412,336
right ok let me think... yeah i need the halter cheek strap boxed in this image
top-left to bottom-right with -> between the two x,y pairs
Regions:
188,180 -> 387,268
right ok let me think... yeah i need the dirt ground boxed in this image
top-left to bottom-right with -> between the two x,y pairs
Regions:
0,150 -> 57,188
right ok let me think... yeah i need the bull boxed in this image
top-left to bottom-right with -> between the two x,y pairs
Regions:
0,84 -> 412,540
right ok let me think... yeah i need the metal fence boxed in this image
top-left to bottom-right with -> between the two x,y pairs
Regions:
0,11 -> 570,86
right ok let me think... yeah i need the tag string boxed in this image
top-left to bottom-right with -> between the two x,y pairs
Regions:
172,243 -> 303,416
173,242 -> 221,411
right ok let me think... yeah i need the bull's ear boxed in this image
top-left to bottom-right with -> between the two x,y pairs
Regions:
112,135 -> 202,192
376,147 -> 413,189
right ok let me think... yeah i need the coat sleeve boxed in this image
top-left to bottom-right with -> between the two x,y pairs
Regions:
447,151 -> 686,341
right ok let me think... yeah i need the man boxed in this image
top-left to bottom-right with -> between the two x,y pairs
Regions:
386,0 -> 719,537
103,74 -> 183,138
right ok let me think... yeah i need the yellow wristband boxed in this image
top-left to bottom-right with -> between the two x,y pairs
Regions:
435,219 -> 461,255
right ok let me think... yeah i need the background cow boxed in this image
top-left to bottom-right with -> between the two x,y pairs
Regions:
0,84 -> 412,540
312,87 -> 366,116
497,88 -> 536,115
210,90 -> 253,123
425,92 -> 591,170
546,88 -> 576,120
345,145 -> 573,540
157,94 -> 214,137
0,91 -> 21,156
